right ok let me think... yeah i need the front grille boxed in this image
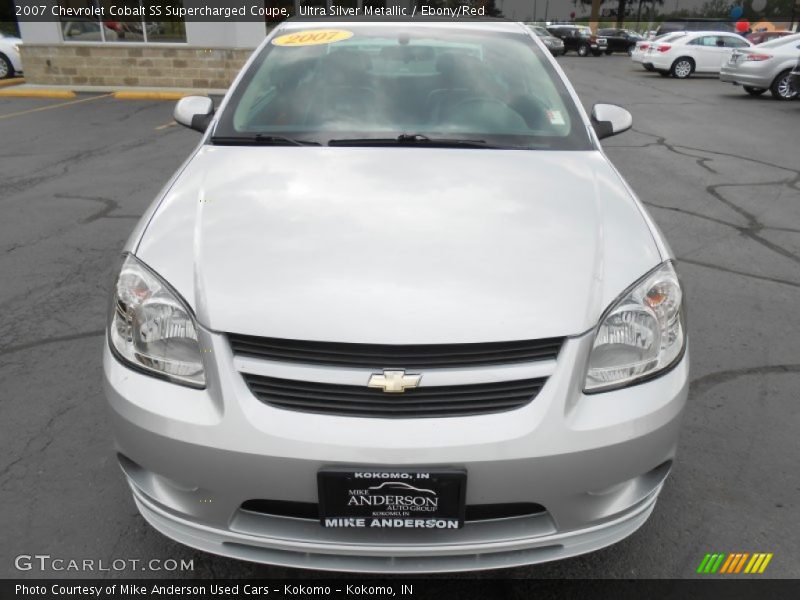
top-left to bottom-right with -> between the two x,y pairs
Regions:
240,499 -> 546,522
242,374 -> 546,418
228,334 -> 563,369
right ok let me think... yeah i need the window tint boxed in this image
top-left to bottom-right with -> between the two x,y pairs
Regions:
722,36 -> 748,48
690,36 -> 720,47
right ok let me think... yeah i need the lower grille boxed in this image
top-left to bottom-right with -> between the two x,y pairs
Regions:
240,499 -> 546,522
242,374 -> 546,418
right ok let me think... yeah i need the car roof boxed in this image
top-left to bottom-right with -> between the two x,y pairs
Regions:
678,31 -> 747,40
684,30 -> 745,36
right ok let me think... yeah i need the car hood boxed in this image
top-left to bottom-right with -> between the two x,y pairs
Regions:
135,146 -> 662,344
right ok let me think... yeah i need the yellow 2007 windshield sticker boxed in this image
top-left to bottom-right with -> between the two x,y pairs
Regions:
272,29 -> 353,47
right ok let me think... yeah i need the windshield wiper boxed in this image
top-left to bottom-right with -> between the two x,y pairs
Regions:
212,134 -> 321,146
327,134 -> 501,149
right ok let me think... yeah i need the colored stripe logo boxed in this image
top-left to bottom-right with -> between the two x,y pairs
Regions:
697,553 -> 773,574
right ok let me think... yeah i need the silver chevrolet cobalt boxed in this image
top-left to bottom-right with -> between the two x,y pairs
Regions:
104,19 -> 688,572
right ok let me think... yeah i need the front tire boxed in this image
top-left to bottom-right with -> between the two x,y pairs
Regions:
770,70 -> 797,100
743,86 -> 767,96
670,57 -> 694,79
577,43 -> 590,57
0,54 -> 13,79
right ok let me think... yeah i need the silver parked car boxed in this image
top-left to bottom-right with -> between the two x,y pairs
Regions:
720,32 -> 800,99
104,20 -> 688,573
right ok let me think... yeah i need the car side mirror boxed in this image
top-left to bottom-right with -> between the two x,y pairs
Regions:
591,103 -> 633,139
173,96 -> 215,133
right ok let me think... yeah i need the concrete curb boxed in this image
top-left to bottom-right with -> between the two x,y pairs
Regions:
0,78 -> 26,87
0,87 -> 75,98
0,84 -> 227,100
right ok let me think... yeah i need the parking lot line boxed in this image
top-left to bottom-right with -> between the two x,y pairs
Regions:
114,91 -> 195,100
0,93 -> 113,121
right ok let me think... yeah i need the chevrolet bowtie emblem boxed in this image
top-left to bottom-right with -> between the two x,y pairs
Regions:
367,370 -> 422,393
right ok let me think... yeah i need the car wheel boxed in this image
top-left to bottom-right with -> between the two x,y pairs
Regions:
605,48 -> 613,55
0,54 -> 13,79
770,70 -> 797,100
743,86 -> 767,96
644,64 -> 655,72
577,44 -> 590,57
670,57 -> 694,79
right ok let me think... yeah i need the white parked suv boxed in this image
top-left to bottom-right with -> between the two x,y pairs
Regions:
642,31 -> 752,78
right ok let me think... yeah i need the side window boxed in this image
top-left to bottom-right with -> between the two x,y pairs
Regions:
696,36 -> 720,47
724,37 -> 748,48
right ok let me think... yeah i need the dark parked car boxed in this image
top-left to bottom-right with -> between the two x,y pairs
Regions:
597,28 -> 643,55
746,30 -> 794,45
546,25 -> 608,57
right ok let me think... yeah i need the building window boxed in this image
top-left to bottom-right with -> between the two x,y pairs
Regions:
59,0 -> 186,43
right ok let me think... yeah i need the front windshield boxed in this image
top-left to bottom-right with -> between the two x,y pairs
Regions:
214,24 -> 591,150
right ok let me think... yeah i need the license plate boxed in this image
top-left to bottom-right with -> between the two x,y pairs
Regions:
318,468 -> 466,529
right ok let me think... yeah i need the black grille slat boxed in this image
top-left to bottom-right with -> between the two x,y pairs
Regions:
228,334 -> 563,369
242,374 -> 545,418
246,378 -> 544,399
260,393 -> 535,410
250,389 -> 539,406
240,499 -> 547,522
263,402 -> 532,418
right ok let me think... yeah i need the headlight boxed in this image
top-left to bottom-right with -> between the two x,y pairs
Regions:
108,254 -> 206,387
584,261 -> 685,392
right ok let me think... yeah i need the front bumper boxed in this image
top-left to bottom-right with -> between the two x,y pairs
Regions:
642,50 -> 676,70
104,328 -> 689,573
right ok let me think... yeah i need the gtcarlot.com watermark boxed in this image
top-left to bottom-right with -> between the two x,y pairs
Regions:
14,554 -> 194,572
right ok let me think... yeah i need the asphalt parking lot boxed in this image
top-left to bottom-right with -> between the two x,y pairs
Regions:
1,54 -> 799,580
